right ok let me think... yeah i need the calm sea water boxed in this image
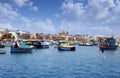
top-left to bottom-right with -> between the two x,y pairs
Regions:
0,46 -> 120,78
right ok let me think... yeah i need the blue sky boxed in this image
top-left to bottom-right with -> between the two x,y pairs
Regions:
0,0 -> 120,36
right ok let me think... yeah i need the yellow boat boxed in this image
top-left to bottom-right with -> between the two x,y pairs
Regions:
58,42 -> 75,51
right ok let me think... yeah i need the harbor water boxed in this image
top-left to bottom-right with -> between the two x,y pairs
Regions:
0,46 -> 120,78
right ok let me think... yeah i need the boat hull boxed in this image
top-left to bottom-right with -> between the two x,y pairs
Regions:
0,50 -> 6,54
11,48 -> 32,53
99,45 -> 118,50
0,45 -> 5,48
78,44 -> 93,46
58,47 -> 75,51
42,45 -> 49,49
33,45 -> 42,49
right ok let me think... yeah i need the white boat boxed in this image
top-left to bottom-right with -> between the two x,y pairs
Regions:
40,40 -> 50,49
0,49 -> 6,54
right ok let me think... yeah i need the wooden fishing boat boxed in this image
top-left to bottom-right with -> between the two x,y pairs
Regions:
99,37 -> 118,50
11,42 -> 32,53
69,41 -> 76,45
58,41 -> 75,51
99,44 -> 118,50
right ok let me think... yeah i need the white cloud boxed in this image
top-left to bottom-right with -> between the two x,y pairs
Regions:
0,3 -> 19,23
54,13 -> 60,18
87,26 -> 113,36
0,2 -> 55,34
28,2 -> 38,11
61,1 -> 84,21
58,0 -> 120,35
0,23 -> 15,29
61,0 -> 115,22
58,20 -> 112,35
13,0 -> 38,11
13,0 -> 29,7
29,6 -> 38,11
20,18 -> 56,33
29,1 -> 33,7
1,0 -> 120,35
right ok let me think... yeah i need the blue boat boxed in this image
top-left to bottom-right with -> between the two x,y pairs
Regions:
11,42 -> 32,53
99,37 -> 118,50
11,48 -> 32,53
25,41 -> 42,49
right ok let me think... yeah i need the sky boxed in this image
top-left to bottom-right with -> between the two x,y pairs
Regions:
0,0 -> 120,36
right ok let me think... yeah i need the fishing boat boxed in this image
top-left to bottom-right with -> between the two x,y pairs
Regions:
0,50 -> 6,54
4,41 -> 15,47
58,41 -> 75,51
78,43 -> 86,46
0,42 -> 6,54
78,42 -> 93,46
118,44 -> 120,47
98,37 -> 118,50
0,42 -> 5,48
85,43 -> 93,46
91,40 -> 99,46
11,42 -> 32,53
40,40 -> 49,49
69,41 -> 76,45
25,41 -> 42,49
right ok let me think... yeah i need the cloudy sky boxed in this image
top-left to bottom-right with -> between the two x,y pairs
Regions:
0,0 -> 120,36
